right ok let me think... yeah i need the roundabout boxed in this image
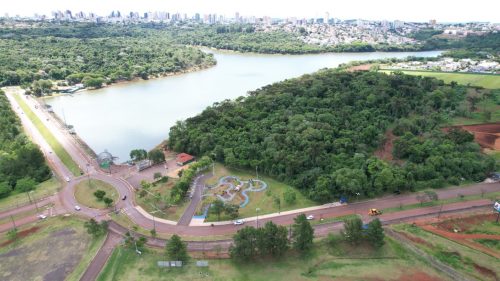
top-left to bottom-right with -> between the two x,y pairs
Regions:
74,179 -> 119,209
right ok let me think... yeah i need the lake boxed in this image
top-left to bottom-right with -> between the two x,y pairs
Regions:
46,49 -> 442,162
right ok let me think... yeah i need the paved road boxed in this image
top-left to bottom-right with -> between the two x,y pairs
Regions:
79,231 -> 122,281
2,86 -> 499,239
177,173 -> 212,226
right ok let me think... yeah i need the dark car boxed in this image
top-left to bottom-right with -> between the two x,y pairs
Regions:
122,195 -> 127,200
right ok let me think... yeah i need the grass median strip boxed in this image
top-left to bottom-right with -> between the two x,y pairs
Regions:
13,93 -> 81,176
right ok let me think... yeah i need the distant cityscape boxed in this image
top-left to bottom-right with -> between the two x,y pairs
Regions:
1,10 -> 499,48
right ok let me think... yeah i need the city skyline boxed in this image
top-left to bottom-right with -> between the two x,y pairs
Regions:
3,0 -> 500,23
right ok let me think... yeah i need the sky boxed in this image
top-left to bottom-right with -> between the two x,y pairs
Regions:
2,0 -> 500,23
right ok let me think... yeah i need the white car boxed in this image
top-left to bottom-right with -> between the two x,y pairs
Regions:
233,219 -> 245,225
38,214 -> 47,219
306,215 -> 315,220
65,177 -> 70,182
74,205 -> 81,211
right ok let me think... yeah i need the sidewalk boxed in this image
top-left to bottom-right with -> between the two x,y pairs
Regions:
134,206 -> 177,225
190,202 -> 345,226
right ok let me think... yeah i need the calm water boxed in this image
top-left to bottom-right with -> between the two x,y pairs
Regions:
46,49 -> 442,162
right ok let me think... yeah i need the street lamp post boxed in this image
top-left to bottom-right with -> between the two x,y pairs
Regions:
354,192 -> 361,215
86,163 -> 91,186
256,207 -> 261,228
31,191 -> 40,214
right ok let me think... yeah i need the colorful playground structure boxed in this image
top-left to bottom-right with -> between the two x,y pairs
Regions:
212,176 -> 267,208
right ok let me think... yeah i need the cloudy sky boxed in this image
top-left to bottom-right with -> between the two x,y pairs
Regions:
3,0 -> 500,22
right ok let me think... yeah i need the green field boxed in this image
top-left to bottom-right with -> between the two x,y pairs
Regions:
0,177 -> 60,211
392,223 -> 500,281
135,178 -> 189,221
13,93 -> 81,176
0,217 -> 105,281
97,235 -> 447,281
203,163 -> 315,221
74,179 -> 119,209
380,70 -> 500,89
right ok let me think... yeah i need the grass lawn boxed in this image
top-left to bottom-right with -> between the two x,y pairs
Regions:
474,239 -> 500,252
0,177 -> 60,211
0,216 -> 105,281
392,223 -> 500,280
204,163 -> 316,221
380,70 -> 500,89
97,235 -> 447,281
382,191 -> 500,214
0,203 -> 54,225
13,93 -> 81,176
135,178 -> 189,221
74,179 -> 119,209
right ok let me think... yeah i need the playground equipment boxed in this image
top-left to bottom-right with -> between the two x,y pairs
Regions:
212,176 -> 267,208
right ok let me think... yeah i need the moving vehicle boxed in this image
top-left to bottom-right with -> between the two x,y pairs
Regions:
65,176 -> 70,182
74,205 -> 81,211
306,215 -> 315,220
368,209 -> 382,216
122,195 -> 127,200
233,219 -> 245,225
38,214 -> 47,219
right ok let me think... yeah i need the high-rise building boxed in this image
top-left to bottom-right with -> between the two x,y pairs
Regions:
324,12 -> 329,25
429,19 -> 437,25
235,12 -> 240,22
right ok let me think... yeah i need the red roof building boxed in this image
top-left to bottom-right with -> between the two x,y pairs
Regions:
176,153 -> 195,166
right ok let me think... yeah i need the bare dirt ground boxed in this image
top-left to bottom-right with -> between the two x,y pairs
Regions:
374,130 -> 395,161
456,123 -> 500,150
0,226 -> 40,247
347,64 -> 372,72
398,271 -> 445,281
418,212 -> 500,259
0,226 -> 90,281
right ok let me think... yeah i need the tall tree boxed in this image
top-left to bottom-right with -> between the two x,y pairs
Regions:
291,214 -> 314,253
366,218 -> 385,248
166,234 -> 189,262
211,199 -> 225,221
257,221 -> 289,257
342,217 -> 363,245
230,226 -> 258,261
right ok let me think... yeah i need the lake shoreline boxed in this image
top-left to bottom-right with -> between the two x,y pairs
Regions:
45,49 -> 443,161
42,62 -> 216,99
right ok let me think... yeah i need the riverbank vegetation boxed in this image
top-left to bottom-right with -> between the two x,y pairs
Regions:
168,71 -> 496,202
0,90 -> 50,199
0,23 -> 215,91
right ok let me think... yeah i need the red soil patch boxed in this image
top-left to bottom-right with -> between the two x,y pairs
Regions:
435,213 -> 497,233
347,64 -> 372,72
374,130 -> 395,161
0,226 -> 40,247
421,224 -> 500,258
398,271 -> 444,281
397,231 -> 433,248
473,263 -> 498,280
453,123 -> 500,150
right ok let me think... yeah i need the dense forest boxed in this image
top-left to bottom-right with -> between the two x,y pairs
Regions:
0,23 -> 216,89
1,22 -> 497,90
0,90 -> 51,198
168,71 -> 496,202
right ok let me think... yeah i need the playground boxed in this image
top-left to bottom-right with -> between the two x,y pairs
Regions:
197,163 -> 315,221
211,176 -> 268,208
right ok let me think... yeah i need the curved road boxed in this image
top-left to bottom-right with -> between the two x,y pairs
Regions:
2,86 -> 499,239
